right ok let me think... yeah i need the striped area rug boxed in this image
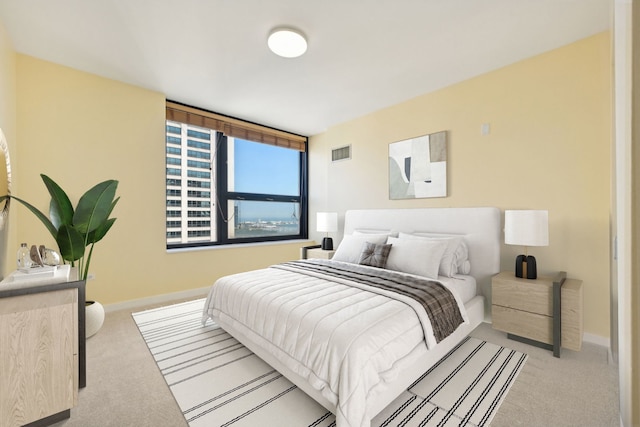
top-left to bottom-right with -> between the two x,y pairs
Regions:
133,299 -> 527,427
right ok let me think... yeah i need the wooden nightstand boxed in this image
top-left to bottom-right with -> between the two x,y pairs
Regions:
491,271 -> 583,357
306,248 -> 336,259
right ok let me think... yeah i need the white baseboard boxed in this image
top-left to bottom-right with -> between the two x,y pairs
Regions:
103,286 -> 210,313
582,332 -> 610,349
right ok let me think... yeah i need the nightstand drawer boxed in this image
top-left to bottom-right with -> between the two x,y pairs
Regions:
492,305 -> 553,345
306,248 -> 335,259
492,275 -> 553,315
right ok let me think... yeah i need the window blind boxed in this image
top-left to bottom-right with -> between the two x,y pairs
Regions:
166,101 -> 307,152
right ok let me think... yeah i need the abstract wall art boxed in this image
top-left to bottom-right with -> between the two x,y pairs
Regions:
388,130 -> 447,199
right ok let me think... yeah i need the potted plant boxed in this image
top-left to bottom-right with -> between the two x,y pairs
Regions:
0,174 -> 119,336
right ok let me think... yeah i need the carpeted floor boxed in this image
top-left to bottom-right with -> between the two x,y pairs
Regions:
53,297 -> 619,427
132,299 -> 527,426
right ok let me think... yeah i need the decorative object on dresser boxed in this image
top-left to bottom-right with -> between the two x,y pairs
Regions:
388,130 -> 447,199
316,211 -> 338,250
491,271 -> 583,357
504,209 -> 549,279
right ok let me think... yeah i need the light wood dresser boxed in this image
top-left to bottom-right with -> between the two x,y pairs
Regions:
0,279 -> 86,427
491,271 -> 583,357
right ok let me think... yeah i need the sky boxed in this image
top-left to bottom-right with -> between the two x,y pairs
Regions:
232,139 -> 300,221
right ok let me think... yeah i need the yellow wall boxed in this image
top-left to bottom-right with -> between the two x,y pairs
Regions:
14,54 -> 309,305
0,20 -> 16,280
309,32 -> 612,339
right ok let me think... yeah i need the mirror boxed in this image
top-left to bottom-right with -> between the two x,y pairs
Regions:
0,128 -> 11,280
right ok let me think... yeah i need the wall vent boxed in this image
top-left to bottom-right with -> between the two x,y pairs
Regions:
331,145 -> 351,162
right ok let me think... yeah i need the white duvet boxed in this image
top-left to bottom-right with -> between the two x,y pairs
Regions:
202,260 -> 468,427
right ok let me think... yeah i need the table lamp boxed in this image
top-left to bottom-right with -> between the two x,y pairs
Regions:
317,212 -> 338,250
504,210 -> 549,279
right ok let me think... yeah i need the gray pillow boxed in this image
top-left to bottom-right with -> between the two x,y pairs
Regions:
358,242 -> 392,268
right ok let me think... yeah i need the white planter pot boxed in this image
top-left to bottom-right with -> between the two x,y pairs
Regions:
85,300 -> 105,338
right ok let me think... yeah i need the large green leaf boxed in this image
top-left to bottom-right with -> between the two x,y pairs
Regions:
56,224 -> 86,262
3,194 -> 58,239
105,197 -> 120,218
86,217 -> 116,244
41,174 -> 74,230
73,180 -> 118,234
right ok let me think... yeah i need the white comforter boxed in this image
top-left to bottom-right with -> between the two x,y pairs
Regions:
202,260 -> 468,427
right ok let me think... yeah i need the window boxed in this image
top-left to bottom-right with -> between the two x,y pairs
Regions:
188,210 -> 210,217
187,160 -> 211,169
165,101 -> 308,248
188,140 -> 210,150
187,129 -> 210,140
187,150 -> 210,160
166,125 -> 181,135
187,190 -> 210,198
188,180 -> 210,188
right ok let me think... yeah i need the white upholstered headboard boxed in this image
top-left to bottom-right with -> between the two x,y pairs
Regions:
343,207 -> 501,305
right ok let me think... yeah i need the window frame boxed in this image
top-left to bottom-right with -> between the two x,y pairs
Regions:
165,102 -> 308,250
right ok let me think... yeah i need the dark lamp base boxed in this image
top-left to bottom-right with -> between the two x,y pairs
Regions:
515,254 -> 538,279
321,237 -> 333,251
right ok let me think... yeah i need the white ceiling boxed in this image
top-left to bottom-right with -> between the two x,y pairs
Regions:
0,0 -> 610,136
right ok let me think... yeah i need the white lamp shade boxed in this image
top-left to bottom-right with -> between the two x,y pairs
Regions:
317,212 -> 338,233
504,210 -> 549,247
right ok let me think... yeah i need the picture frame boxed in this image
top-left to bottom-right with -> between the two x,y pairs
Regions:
388,130 -> 447,199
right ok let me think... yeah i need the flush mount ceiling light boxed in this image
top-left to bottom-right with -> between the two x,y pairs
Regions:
267,27 -> 307,58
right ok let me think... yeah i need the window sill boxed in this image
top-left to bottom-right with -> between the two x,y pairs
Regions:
166,239 -> 314,254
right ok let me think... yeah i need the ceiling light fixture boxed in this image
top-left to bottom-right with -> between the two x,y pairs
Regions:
267,27 -> 307,58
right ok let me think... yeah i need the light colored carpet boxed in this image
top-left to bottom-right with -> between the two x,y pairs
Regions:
133,299 -> 527,426
51,296 -> 619,427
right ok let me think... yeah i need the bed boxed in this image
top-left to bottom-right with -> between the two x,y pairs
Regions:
202,207 -> 501,427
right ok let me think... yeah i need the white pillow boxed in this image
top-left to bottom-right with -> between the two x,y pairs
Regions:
385,237 -> 448,279
332,234 -> 389,264
400,233 -> 471,277
398,232 -> 462,277
459,259 -> 471,275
